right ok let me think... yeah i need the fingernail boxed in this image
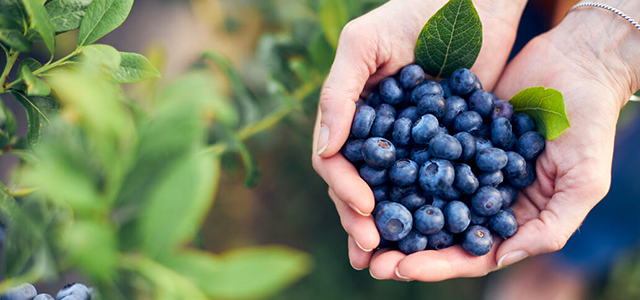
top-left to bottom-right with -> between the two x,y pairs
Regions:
348,202 -> 371,217
316,124 -> 330,156
369,269 -> 382,280
350,260 -> 364,271
354,239 -> 374,252
498,250 -> 528,269
395,268 -> 412,281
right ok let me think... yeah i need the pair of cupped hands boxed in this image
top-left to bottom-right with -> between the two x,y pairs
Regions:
311,0 -> 639,281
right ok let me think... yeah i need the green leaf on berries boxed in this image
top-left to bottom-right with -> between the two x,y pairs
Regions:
21,0 -> 56,54
77,0 -> 133,46
0,28 -> 32,52
318,0 -> 348,49
45,0 -> 92,33
509,86 -> 571,140
414,0 -> 482,78
21,64 -> 51,96
110,51 -> 161,83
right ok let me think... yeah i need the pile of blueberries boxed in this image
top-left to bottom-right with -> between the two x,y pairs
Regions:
343,66 -> 545,256
1,283 -> 93,300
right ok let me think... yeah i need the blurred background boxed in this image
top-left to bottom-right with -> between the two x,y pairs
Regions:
1,0 -> 640,299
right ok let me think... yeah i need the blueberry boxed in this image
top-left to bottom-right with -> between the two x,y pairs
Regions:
410,146 -> 431,165
472,75 -> 483,93
395,146 -> 410,159
491,117 -> 513,149
392,118 -> 412,146
411,81 -> 444,104
400,193 -> 426,212
34,295 -> 54,300
427,229 -> 454,250
450,133 -> 474,162
351,105 -> 376,138
454,164 -> 479,194
440,184 -> 461,200
399,64 -> 425,89
371,104 -> 396,137
389,159 -> 419,186
470,210 -> 488,225
462,225 -> 493,256
509,160 -> 536,188
476,123 -> 492,139
489,210 -> 518,239
373,200 -> 394,216
478,170 -> 504,187
517,131 -> 545,160
468,90 -> 494,118
398,107 -> 419,123
362,137 -> 396,168
492,100 -> 514,120
398,90 -> 413,109
504,151 -> 527,178
438,126 -> 449,135
476,148 -> 508,172
417,94 -> 446,118
430,196 -> 447,210
413,205 -> 444,234
428,134 -> 462,160
512,113 -> 536,137
504,132 -> 518,151
1,283 -> 37,300
471,186 -> 503,216
59,297 -> 82,300
342,139 -> 364,163
490,92 -> 499,101
503,207 -> 515,216
379,77 -> 404,105
389,184 -> 419,202
355,100 -> 366,108
440,79 -> 453,98
444,200 -> 471,233
366,90 -> 383,108
475,137 -> 494,153
411,114 -> 439,144
419,159 -> 455,194
359,164 -> 388,186
449,68 -> 476,95
372,185 -> 389,203
398,229 -> 428,254
375,103 -> 396,118
442,96 -> 468,127
498,184 -> 518,207
56,283 -> 91,300
374,202 -> 413,241
453,111 -> 483,134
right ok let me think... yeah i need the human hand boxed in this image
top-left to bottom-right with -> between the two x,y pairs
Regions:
311,0 -> 529,276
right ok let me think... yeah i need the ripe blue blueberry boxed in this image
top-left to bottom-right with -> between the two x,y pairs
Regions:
342,139 -> 364,163
392,118 -> 412,146
512,113 -> 536,137
504,132 -> 518,151
462,225 -> 493,256
498,184 -> 518,207
475,137 -> 493,153
359,164 -> 388,187
442,96 -> 468,127
440,184 -> 461,200
398,229 -> 428,254
355,100 -> 366,108
476,123 -> 491,139
454,132 -> 475,162
351,105 -> 376,139
504,151 -> 527,178
417,94 -> 446,118
470,210 -> 488,225
503,207 -> 515,216
411,80 -> 444,104
366,90 -> 383,108
430,196 -> 447,210
440,79 -> 453,98
472,74 -> 483,93
395,146 -> 410,159
468,90 -> 495,118
398,106 -> 419,123
429,133 -> 462,160
379,77 -> 404,105
489,210 -> 518,239
476,148 -> 508,172
490,92 -> 499,101
389,184 -> 419,202
419,159 -> 455,194
478,170 -> 504,187
372,185 -> 389,203
491,100 -> 514,120
400,193 -> 426,212
1,283 -> 37,300
454,163 -> 479,194
453,111 -> 483,134
375,103 -> 396,118
370,104 -> 396,138
491,117 -> 513,149
399,64 -> 425,89
362,137 -> 396,169
449,68 -> 476,95
34,294 -> 54,300
427,229 -> 454,250
414,205 -> 445,234
509,161 -> 536,188
471,186 -> 503,216
410,146 -> 431,165
389,159 -> 419,186
438,125 -> 449,135
444,200 -> 471,234
517,131 -> 545,160
56,283 -> 91,300
411,114 -> 439,144
374,202 -> 413,241
59,297 -> 82,300
373,200 -> 393,216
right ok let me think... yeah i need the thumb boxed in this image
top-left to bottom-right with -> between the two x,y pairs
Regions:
316,23 -> 377,157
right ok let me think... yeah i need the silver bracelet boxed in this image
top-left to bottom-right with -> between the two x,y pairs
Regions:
568,2 -> 640,32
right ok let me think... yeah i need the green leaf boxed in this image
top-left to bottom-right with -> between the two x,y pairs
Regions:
231,135 -> 261,188
21,64 -> 51,96
139,153 -> 219,258
0,100 -> 17,147
163,247 -> 312,300
62,221 -> 118,280
0,28 -> 32,52
509,86 -> 571,140
81,43 -> 120,72
76,0 -> 133,46
10,91 -> 43,147
17,57 -> 42,79
414,0 -> 482,78
45,0 -> 92,33
21,0 -> 55,54
0,0 -> 29,31
318,0 -> 348,49
109,51 -> 161,83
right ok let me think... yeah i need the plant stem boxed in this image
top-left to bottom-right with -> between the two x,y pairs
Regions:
0,51 -> 19,94
4,47 -> 83,91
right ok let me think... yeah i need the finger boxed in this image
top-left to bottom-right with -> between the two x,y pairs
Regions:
395,239 -> 500,282
315,21 -> 377,158
329,188 -> 379,251
348,236 -> 374,270
369,248 -> 408,281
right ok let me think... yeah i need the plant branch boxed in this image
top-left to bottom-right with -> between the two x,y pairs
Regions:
0,50 -> 19,94
4,47 -> 83,91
